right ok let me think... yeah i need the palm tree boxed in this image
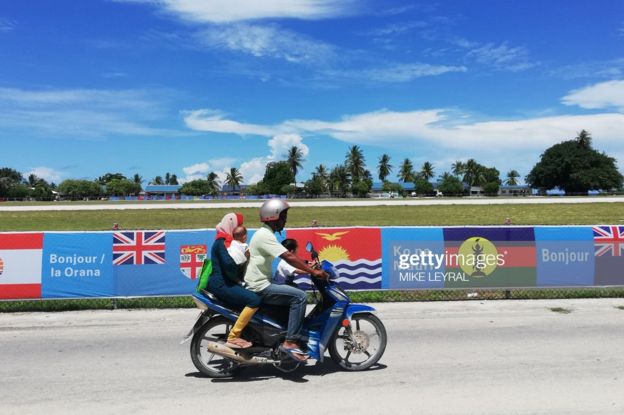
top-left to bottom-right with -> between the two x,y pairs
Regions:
377,154 -> 392,182
398,158 -> 414,183
345,145 -> 366,182
463,159 -> 484,186
287,145 -> 304,184
314,164 -> 329,195
420,161 -> 435,181
329,164 -> 350,197
206,172 -> 221,195
451,161 -> 465,177
225,167 -> 243,192
165,172 -> 171,185
576,129 -> 592,149
150,176 -> 164,185
505,170 -> 520,186
132,174 -> 142,185
169,174 -> 179,185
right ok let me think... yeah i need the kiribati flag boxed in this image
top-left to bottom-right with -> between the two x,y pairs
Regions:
443,227 -> 536,288
286,227 -> 382,290
593,225 -> 624,286
0,233 -> 43,299
113,231 -> 166,265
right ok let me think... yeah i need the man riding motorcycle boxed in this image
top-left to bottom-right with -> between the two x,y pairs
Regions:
244,199 -> 328,362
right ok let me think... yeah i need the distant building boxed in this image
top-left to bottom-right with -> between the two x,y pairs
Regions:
144,185 -> 181,199
499,185 -> 531,196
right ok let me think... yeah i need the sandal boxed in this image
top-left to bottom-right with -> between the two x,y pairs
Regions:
279,345 -> 308,362
225,337 -> 252,349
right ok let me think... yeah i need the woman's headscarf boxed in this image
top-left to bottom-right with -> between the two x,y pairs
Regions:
215,212 -> 244,247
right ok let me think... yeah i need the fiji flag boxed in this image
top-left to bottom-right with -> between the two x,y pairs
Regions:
286,227 -> 382,290
593,225 -> 624,286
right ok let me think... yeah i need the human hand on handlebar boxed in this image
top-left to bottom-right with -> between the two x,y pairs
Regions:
311,268 -> 329,280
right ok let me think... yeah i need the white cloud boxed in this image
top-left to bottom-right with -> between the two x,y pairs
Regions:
0,87 -> 180,139
184,109 -> 279,136
116,0 -> 353,23
561,80 -> 624,111
25,167 -> 64,184
0,17 -> 16,32
180,157 -> 237,183
185,107 -> 624,156
196,23 -> 335,64
324,63 -> 467,83
268,134 -> 309,159
453,38 -> 536,72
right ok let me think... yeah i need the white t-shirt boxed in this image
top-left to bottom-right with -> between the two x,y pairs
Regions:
244,224 -> 287,292
227,240 -> 248,265
274,259 -> 297,285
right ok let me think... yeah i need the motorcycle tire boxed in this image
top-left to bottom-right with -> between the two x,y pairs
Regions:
190,316 -> 240,378
328,313 -> 387,371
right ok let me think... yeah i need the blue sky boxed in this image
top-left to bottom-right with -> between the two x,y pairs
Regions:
1,0 -> 623,186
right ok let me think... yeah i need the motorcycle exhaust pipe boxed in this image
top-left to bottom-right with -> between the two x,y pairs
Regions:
206,341 -> 277,365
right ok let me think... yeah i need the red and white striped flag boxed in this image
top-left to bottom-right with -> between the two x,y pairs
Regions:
0,233 -> 43,299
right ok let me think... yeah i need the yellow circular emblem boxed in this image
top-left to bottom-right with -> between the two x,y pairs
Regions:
457,237 -> 498,278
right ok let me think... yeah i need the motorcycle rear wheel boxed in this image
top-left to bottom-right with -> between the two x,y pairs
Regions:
328,313 -> 387,371
190,316 -> 240,378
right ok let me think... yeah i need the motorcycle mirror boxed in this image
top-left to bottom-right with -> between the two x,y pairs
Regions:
305,241 -> 319,260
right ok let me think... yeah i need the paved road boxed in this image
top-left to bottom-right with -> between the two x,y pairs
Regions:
1,196 -> 624,211
1,299 -> 623,414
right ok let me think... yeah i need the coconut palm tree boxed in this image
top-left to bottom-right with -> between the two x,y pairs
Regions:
314,164 -> 329,195
287,145 -> 305,184
132,174 -> 143,185
225,167 -> 243,192
377,154 -> 392,182
329,164 -> 350,197
451,161 -> 465,177
420,161 -> 435,181
463,159 -> 484,186
576,129 -> 592,149
345,145 -> 366,182
398,158 -> 414,183
206,172 -> 221,195
505,170 -> 520,186
150,176 -> 164,185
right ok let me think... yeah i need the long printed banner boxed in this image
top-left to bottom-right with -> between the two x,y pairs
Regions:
0,226 -> 622,300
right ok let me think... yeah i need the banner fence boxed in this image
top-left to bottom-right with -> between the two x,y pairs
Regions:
1,225 -> 622,301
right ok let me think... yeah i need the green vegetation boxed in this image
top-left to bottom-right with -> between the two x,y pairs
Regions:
527,130 -> 623,195
1,202 -> 624,231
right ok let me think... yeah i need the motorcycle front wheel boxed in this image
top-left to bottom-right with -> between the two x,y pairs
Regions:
328,313 -> 387,371
190,316 -> 239,378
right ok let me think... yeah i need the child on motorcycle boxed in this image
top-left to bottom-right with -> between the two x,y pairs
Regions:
274,238 -> 308,287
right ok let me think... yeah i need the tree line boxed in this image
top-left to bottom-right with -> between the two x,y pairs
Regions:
1,130 -> 621,200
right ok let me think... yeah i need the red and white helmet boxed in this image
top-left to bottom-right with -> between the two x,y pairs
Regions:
259,198 -> 290,222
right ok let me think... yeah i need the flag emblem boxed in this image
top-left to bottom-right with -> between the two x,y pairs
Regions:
0,257 -> 4,275
179,244 -> 207,280
593,226 -> 624,257
113,231 -> 166,265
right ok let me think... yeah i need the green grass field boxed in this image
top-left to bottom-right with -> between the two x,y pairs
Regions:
1,202 -> 623,231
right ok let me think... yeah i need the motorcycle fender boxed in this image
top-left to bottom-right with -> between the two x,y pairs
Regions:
345,304 -> 376,320
180,311 -> 213,344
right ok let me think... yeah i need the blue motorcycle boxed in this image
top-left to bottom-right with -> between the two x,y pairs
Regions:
183,242 -> 387,377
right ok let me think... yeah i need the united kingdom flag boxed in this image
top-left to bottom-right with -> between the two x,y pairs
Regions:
593,226 -> 624,257
113,231 -> 166,265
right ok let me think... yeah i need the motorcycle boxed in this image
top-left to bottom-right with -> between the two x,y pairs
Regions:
182,242 -> 387,377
